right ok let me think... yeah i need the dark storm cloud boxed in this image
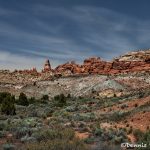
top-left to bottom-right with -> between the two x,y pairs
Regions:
0,0 -> 150,70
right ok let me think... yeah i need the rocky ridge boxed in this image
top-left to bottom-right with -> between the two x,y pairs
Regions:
54,49 -> 150,75
0,49 -> 150,83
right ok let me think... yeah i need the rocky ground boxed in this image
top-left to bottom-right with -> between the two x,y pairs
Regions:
0,71 -> 150,150
0,71 -> 150,99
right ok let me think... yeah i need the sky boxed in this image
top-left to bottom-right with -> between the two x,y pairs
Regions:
1,0 -> 150,70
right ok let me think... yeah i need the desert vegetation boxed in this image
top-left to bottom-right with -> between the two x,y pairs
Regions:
0,85 -> 150,150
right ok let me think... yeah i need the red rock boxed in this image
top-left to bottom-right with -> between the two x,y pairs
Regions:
43,59 -> 51,72
112,61 -> 131,70
104,62 -> 113,71
12,50 -> 150,77
55,61 -> 82,75
54,53 -> 150,76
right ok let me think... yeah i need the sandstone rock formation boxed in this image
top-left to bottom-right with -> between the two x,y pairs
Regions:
115,49 -> 150,62
82,57 -> 106,74
53,50 -> 150,75
55,61 -> 82,76
1,49 -> 150,78
42,59 -> 52,72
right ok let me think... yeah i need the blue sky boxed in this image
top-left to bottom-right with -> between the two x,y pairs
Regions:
1,0 -> 150,70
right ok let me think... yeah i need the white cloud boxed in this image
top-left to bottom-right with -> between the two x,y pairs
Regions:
0,51 -> 44,71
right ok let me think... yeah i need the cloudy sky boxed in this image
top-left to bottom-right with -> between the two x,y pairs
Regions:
0,0 -> 150,70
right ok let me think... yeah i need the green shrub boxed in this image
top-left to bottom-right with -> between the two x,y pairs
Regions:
136,130 -> 150,150
133,129 -> 150,149
54,94 -> 67,107
110,111 -> 130,122
17,93 -> 29,106
73,113 -> 96,122
1,93 -> 16,115
84,137 -> 95,144
15,127 -> 30,139
28,97 -> 36,104
26,128 -> 88,150
94,127 -> 103,136
32,128 -> 75,142
0,121 -> 7,130
138,92 -> 145,98
65,105 -> 78,112
0,131 -> 5,138
21,135 -> 37,143
133,129 -> 143,141
26,138 -> 88,150
120,104 -> 128,109
111,136 -> 124,144
101,128 -> 127,144
0,92 -> 12,103
41,95 -> 49,102
67,94 -> 71,98
2,143 -> 16,150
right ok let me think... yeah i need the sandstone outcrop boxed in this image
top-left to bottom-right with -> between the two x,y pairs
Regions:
115,49 -> 150,62
42,59 -> 52,72
2,49 -> 150,78
53,50 -> 150,75
55,61 -> 82,76
82,57 -> 106,73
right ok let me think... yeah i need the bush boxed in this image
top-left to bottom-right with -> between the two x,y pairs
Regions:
2,143 -> 16,150
138,92 -> 145,98
26,127 -> 88,150
21,135 -> 37,143
28,97 -> 36,104
54,94 -> 67,107
0,92 -> 11,104
112,136 -> 124,144
67,94 -> 71,98
136,130 -> 150,150
110,111 -> 129,122
84,137 -> 95,144
101,128 -> 127,144
15,127 -> 30,139
65,105 -> 78,112
1,93 -> 16,115
0,131 -> 5,138
120,104 -> 128,109
26,138 -> 88,150
17,93 -> 29,106
133,129 -> 143,141
73,113 -> 96,122
41,95 -> 49,102
32,128 -> 75,142
94,128 -> 103,136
